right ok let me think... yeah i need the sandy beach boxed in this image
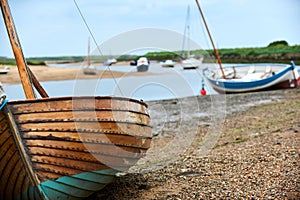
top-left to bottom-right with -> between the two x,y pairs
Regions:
0,64 -> 155,85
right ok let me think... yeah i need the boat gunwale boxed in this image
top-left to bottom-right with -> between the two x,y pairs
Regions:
7,96 -> 148,108
204,64 -> 293,84
222,63 -> 289,68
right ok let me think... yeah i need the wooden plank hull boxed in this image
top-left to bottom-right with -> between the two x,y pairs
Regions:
0,96 -> 152,199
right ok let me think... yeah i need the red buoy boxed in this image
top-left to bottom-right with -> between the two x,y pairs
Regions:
200,88 -> 206,96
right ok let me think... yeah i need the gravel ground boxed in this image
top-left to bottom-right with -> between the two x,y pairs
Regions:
90,88 -> 300,199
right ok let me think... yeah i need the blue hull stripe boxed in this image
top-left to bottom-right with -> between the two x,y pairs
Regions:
206,65 -> 293,91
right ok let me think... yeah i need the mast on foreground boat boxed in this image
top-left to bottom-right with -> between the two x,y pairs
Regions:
194,0 -> 226,79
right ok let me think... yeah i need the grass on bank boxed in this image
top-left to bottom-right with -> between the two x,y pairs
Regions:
1,41 -> 299,65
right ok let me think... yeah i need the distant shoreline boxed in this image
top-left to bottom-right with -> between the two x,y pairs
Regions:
1,44 -> 299,66
0,64 -> 155,85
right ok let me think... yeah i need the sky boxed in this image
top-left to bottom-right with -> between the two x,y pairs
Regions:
0,0 -> 299,58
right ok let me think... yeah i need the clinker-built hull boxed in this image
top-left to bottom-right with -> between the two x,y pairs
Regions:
0,96 -> 152,199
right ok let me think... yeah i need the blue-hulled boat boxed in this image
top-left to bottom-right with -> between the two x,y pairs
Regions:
194,0 -> 299,94
0,0 -> 152,199
204,62 -> 300,93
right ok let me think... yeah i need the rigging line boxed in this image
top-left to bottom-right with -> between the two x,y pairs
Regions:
197,8 -> 211,55
73,0 -> 102,56
181,5 -> 190,58
73,0 -> 124,96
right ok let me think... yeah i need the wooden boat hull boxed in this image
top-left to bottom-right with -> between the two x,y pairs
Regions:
205,64 -> 299,93
0,96 -> 152,199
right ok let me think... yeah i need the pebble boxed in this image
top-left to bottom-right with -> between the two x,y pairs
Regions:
91,89 -> 300,199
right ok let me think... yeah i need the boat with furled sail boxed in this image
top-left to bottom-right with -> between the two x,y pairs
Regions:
83,37 -> 97,75
194,0 -> 299,93
0,1 -> 152,199
180,5 -> 203,70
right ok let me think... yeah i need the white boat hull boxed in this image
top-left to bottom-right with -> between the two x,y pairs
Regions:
181,58 -> 203,69
205,63 -> 300,93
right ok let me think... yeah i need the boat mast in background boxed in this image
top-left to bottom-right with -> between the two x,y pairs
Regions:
87,36 -> 91,66
83,36 -> 97,75
194,0 -> 226,79
181,5 -> 191,59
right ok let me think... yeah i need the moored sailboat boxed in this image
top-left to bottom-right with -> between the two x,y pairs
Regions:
181,5 -> 203,70
204,62 -> 300,93
194,0 -> 299,93
0,1 -> 152,199
83,37 -> 97,75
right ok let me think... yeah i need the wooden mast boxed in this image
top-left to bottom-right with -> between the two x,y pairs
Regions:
194,0 -> 226,79
0,0 -> 36,99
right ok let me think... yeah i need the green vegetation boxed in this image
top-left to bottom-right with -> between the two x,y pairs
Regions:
212,45 -> 299,57
0,56 -> 85,66
143,41 -> 300,64
199,44 -> 300,64
268,40 -> 289,47
0,56 -> 16,65
144,51 -> 180,61
117,54 -> 138,61
1,40 -> 299,65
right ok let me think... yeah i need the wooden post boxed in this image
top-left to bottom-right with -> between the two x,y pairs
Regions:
0,0 -> 36,99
